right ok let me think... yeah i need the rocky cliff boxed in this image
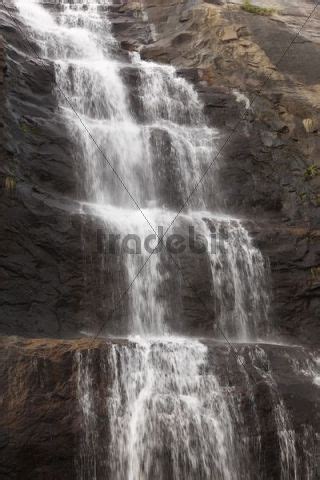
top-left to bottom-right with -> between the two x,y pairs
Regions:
0,0 -> 319,342
0,1 -> 320,478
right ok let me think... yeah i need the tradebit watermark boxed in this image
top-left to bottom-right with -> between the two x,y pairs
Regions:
96,226 -> 229,255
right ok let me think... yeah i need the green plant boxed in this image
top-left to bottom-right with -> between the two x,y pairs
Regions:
4,176 -> 16,193
241,0 -> 276,16
298,192 -> 307,201
304,164 -> 320,180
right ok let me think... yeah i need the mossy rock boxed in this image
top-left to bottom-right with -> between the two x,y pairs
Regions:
241,0 -> 276,16
20,122 -> 42,136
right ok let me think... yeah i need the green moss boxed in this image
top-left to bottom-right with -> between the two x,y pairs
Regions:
20,122 -> 42,136
241,0 -> 276,16
304,164 -> 320,180
298,192 -> 307,201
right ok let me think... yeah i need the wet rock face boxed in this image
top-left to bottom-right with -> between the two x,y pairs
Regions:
0,5 -> 81,336
0,4 -> 132,338
207,342 -> 320,479
0,3 -> 319,479
112,0 -> 320,344
1,337 -> 320,479
0,338 -> 80,480
0,0 -> 319,342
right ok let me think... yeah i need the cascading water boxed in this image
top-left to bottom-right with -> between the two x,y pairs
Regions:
15,0 -> 270,340
194,214 -> 270,340
107,339 -> 239,480
248,346 -> 298,480
76,350 -> 99,480
14,1 -> 301,479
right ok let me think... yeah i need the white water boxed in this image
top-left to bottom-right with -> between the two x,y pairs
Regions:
107,338 -> 239,480
15,0 -> 270,339
76,342 -> 316,479
14,1 -> 283,479
75,341 -> 241,480
194,214 -> 270,340
76,350 -> 99,480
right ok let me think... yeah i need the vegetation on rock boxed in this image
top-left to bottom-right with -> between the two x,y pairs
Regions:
304,164 -> 320,180
241,0 -> 276,16
20,121 -> 41,136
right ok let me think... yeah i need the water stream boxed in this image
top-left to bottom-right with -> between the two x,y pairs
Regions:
14,1 -> 303,479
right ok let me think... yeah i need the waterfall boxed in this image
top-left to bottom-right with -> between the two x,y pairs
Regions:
15,0 -> 270,340
107,339 -> 239,480
194,214 -> 270,340
76,342 -> 318,479
76,350 -> 99,480
14,1 -> 298,479
248,346 -> 298,480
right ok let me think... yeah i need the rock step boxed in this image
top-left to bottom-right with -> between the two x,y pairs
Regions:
0,336 -> 319,479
